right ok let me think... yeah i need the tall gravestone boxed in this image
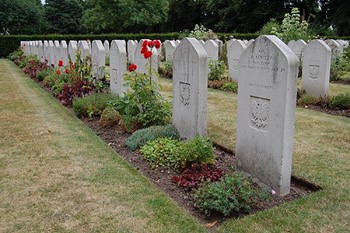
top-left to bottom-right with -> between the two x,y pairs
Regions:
91,40 -> 106,79
127,40 -> 137,63
133,39 -> 158,83
60,41 -> 69,66
78,41 -> 90,60
236,35 -> 298,196
325,39 -> 343,58
48,40 -> 55,66
165,40 -> 176,62
288,39 -> 307,61
104,40 -> 110,60
37,41 -> 45,62
227,40 -> 247,82
110,40 -> 127,96
203,39 -> 219,62
54,40 -> 60,67
172,38 -> 208,139
301,40 -> 331,99
43,41 -> 49,62
68,40 -> 78,63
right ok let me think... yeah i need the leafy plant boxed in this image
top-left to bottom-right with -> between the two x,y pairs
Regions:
172,164 -> 223,189
72,92 -> 120,118
140,137 -> 183,169
208,60 -> 227,81
99,106 -> 122,127
188,24 -> 217,40
330,93 -> 350,110
193,172 -> 268,216
176,136 -> 216,168
221,82 -> 238,92
159,60 -> 173,79
298,94 -> 320,106
36,68 -> 51,82
125,124 -> 179,151
330,47 -> 350,82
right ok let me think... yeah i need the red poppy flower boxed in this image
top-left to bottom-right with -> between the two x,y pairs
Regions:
128,64 -> 137,72
56,70 -> 61,75
154,40 -> 161,49
143,50 -> 153,59
58,60 -> 63,67
141,46 -> 148,54
147,40 -> 155,47
71,64 -> 75,69
142,40 -> 149,48
65,69 -> 70,74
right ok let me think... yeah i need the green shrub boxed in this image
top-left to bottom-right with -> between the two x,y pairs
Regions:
177,136 -> 215,168
220,82 -> 238,92
36,69 -> 51,82
140,137 -> 183,169
188,24 -> 217,40
159,60 -> 173,79
298,94 -> 319,106
194,172 -> 268,216
125,125 -> 180,151
208,60 -> 227,81
330,93 -> 350,110
72,92 -> 120,118
99,106 -> 121,127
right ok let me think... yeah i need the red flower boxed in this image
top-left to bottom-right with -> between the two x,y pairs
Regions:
143,50 -> 153,59
56,70 -> 61,75
141,46 -> 148,54
128,64 -> 137,72
147,40 -> 155,47
70,63 -> 75,69
154,40 -> 161,49
65,69 -> 70,74
58,60 -> 63,67
142,40 -> 149,48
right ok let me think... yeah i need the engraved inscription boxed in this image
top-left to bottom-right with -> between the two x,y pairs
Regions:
233,59 -> 239,70
179,82 -> 190,106
112,68 -> 118,84
250,96 -> 270,130
309,64 -> 319,80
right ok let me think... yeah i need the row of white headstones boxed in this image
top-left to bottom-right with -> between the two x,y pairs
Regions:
20,36 -> 349,196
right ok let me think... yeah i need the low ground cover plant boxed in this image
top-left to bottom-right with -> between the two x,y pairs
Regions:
298,91 -> 350,110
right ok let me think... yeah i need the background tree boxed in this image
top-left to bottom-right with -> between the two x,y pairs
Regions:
44,0 -> 84,34
82,0 -> 169,34
0,0 -> 45,34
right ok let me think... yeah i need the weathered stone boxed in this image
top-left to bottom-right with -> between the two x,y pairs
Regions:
48,40 -> 55,66
204,39 -> 219,62
172,38 -> 208,139
165,40 -> 176,62
77,40 -> 90,60
227,40 -> 247,82
104,40 -> 110,60
91,40 -> 106,79
127,40 -> 137,63
236,35 -> 299,196
54,40 -> 60,67
288,39 -> 307,61
60,41 -> 69,66
110,40 -> 127,96
68,40 -> 78,63
301,39 -> 331,99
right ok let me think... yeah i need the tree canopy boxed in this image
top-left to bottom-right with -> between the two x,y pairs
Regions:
1,0 -> 349,36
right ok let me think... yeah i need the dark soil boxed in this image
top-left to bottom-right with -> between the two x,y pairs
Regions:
81,116 -> 321,228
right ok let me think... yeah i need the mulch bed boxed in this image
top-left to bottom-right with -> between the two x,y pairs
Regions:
80,116 -> 321,228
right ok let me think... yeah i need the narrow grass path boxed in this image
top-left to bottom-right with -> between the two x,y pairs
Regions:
160,78 -> 350,233
0,59 -> 206,233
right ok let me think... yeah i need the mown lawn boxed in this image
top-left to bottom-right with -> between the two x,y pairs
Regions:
0,59 -> 206,233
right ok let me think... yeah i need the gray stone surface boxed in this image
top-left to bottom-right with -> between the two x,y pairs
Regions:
48,40 -> 55,66
104,40 -> 110,60
325,39 -> 343,58
60,41 -> 69,66
204,39 -> 219,62
127,40 -> 137,63
68,40 -> 78,63
172,38 -> 208,139
37,41 -> 44,62
227,40 -> 247,82
77,41 -> 90,60
301,39 -> 331,99
43,41 -> 49,62
236,35 -> 298,196
110,40 -> 127,96
91,40 -> 106,79
288,39 -> 307,61
165,40 -> 176,62
54,40 -> 60,67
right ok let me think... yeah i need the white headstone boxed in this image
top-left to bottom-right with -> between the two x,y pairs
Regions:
48,40 -> 55,66
104,40 -> 110,60
37,41 -> 45,62
43,41 -> 49,63
127,40 -> 137,63
236,35 -> 299,196
247,39 -> 255,47
288,39 -> 307,61
165,40 -> 176,62
172,38 -> 208,139
301,40 -> 331,99
68,40 -> 78,63
227,40 -> 247,82
91,40 -> 106,79
203,39 -> 219,62
77,40 -> 90,60
133,39 -> 158,82
325,39 -> 343,57
53,40 -> 61,67
110,40 -> 127,96
60,41 -> 69,66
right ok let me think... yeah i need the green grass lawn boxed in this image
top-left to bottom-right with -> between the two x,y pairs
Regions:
0,59 -> 206,233
2,59 -> 350,232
